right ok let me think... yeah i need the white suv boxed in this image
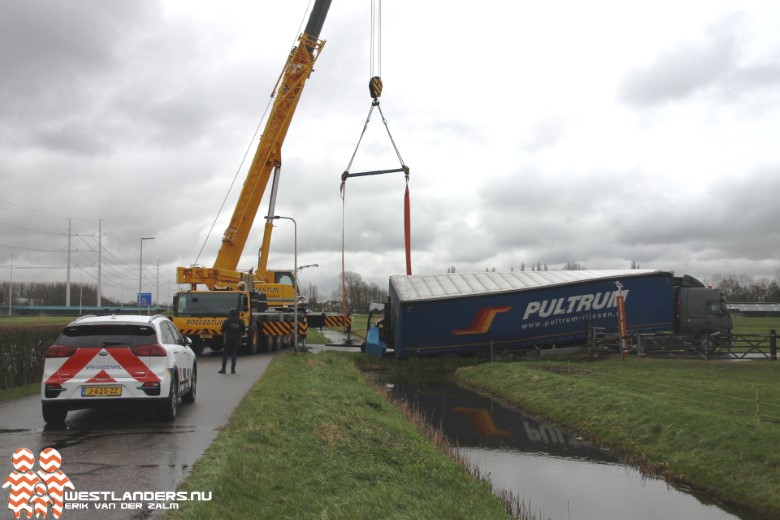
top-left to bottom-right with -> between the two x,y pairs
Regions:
41,314 -> 197,424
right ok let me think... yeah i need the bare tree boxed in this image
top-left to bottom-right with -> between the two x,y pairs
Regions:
303,282 -> 320,308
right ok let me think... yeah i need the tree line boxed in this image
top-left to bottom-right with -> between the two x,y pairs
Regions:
709,273 -> 780,303
302,271 -> 387,314
0,282 -> 123,307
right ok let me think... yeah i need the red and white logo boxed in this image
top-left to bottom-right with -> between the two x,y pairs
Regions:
2,448 -> 74,519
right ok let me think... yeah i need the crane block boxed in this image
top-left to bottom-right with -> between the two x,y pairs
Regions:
369,76 -> 383,99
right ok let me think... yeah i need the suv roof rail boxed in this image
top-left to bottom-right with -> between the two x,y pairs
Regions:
148,314 -> 170,322
73,314 -> 98,322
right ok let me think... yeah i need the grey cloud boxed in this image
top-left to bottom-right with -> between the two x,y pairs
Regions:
619,17 -> 741,106
470,163 -> 780,277
0,1 -> 157,114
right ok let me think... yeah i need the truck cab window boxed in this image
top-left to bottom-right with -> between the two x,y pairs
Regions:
276,273 -> 294,286
707,302 -> 727,316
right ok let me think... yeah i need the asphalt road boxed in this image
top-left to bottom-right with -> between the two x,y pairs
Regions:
0,351 -> 277,519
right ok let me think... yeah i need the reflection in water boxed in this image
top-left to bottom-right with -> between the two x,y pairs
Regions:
394,382 -> 751,520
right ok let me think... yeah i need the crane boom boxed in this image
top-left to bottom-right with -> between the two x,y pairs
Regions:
178,0 -> 331,289
172,0 -> 353,359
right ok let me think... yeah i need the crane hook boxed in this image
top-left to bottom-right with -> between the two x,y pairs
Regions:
369,75 -> 383,101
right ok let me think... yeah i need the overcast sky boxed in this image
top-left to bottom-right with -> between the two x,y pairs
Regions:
2,0 -> 779,304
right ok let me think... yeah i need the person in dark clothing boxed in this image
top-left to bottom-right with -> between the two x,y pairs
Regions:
219,309 -> 245,374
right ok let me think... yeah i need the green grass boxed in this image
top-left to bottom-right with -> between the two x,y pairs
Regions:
0,383 -> 39,403
455,358 -> 780,520
304,327 -> 327,345
166,352 -> 511,520
349,313 -> 370,339
732,315 -> 780,334
0,316 -> 73,327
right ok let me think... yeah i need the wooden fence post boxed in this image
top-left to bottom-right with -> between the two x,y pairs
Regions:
770,329 -> 776,361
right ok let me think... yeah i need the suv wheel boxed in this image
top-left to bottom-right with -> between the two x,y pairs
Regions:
182,363 -> 197,404
42,403 -> 68,425
158,378 -> 178,421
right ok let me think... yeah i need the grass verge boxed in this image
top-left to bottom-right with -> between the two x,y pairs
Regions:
166,351 -> 511,520
455,358 -> 780,520
0,316 -> 73,327
0,383 -> 39,404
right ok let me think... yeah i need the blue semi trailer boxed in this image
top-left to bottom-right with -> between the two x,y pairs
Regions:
365,269 -> 732,358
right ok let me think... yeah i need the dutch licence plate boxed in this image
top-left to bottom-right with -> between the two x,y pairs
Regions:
82,386 -> 122,397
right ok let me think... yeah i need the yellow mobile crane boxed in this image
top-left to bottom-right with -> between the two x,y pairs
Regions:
173,0 -> 332,355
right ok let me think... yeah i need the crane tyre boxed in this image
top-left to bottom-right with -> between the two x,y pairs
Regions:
259,333 -> 270,353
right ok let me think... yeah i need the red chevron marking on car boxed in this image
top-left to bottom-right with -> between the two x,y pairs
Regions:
45,348 -> 160,385
85,370 -> 117,384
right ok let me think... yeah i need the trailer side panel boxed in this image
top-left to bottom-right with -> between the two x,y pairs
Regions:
391,271 -> 675,358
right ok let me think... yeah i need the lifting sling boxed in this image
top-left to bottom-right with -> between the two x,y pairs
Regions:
339,1 -> 412,324
339,76 -> 411,277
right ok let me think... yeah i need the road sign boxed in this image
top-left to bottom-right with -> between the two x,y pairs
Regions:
137,292 -> 152,307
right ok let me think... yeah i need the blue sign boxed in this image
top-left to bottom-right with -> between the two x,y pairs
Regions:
137,292 -> 152,307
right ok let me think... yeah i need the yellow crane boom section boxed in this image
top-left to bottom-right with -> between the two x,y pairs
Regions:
177,33 -> 326,289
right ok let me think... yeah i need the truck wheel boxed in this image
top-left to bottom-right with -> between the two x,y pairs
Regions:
158,378 -> 178,421
701,337 -> 716,353
42,403 -> 68,425
189,337 -> 204,356
272,336 -> 281,352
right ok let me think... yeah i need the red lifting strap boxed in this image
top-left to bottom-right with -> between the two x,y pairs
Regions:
404,181 -> 411,275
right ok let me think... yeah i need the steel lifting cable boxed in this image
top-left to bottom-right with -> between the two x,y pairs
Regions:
340,0 -> 411,323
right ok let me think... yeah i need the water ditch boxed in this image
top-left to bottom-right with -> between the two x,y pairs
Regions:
390,380 -> 756,520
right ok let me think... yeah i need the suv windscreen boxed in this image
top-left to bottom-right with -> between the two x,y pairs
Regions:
57,325 -> 157,347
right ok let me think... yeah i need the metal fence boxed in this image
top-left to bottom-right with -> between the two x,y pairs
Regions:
590,328 -> 778,360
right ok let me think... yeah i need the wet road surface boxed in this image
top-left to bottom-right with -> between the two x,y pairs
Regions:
0,351 -> 276,519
